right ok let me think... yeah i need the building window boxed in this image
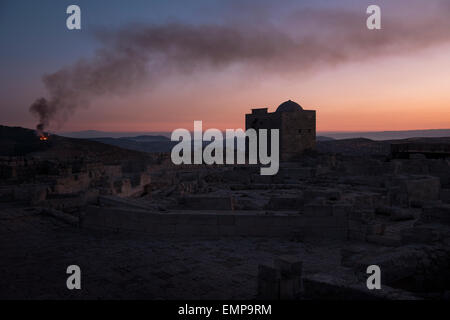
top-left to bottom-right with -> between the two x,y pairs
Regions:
308,129 -> 312,133
298,129 -> 302,134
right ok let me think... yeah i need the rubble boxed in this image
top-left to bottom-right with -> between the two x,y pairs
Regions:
1,126 -> 449,300
258,256 -> 303,299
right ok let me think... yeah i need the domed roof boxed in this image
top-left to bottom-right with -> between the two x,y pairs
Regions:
276,100 -> 303,112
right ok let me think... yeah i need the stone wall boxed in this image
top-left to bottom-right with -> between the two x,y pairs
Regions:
82,206 -> 349,239
245,106 -> 316,161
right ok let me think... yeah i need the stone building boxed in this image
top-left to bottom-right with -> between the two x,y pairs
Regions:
245,100 -> 316,161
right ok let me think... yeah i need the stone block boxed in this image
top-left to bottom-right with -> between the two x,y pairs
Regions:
441,189 -> 450,204
389,208 -> 415,221
401,227 -> 440,244
257,264 -> 280,300
258,257 -> 303,300
304,204 -> 333,217
366,223 -> 386,236
366,235 -> 401,247
303,216 -> 343,228
332,204 -> 352,217
178,196 -> 235,210
282,167 -> 313,180
421,204 -> 450,225
174,224 -> 219,236
300,226 -> 347,240
304,188 -> 341,202
185,214 -> 218,225
351,193 -> 381,210
404,176 -> 440,204
266,195 -> 303,211
274,256 -> 302,277
348,230 -> 366,241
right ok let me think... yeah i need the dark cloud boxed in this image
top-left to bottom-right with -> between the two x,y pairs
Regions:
30,3 -> 450,131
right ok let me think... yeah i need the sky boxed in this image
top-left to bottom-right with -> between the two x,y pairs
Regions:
1,0 -> 449,133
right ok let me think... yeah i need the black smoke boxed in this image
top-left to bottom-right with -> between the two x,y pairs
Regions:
29,4 -> 450,131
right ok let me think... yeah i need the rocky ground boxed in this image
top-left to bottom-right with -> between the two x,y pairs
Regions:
1,125 -> 449,300
0,201 -> 348,300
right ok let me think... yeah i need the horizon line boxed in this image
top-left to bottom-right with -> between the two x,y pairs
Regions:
56,128 -> 450,134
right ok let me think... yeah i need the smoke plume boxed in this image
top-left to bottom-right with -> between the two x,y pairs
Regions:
29,5 -> 450,131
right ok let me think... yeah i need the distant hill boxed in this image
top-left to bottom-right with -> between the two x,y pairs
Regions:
0,125 -> 46,156
91,135 -> 177,153
318,129 -> 450,141
0,125 -> 151,164
59,130 -> 172,139
317,136 -> 450,156
316,136 -> 335,141
3,125 -> 449,159
94,134 -> 450,157
61,129 -> 450,141
316,138 -> 390,156
90,135 -> 234,153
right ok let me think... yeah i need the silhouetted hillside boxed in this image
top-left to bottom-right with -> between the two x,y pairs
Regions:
319,129 -> 450,140
317,136 -> 450,156
60,130 -> 172,139
0,125 -> 49,156
3,125 -> 449,159
91,135 -> 177,153
0,125 -> 151,164
316,136 -> 335,141
317,138 -> 390,156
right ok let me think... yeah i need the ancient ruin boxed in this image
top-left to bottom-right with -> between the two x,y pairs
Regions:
246,100 -> 316,161
0,102 -> 449,299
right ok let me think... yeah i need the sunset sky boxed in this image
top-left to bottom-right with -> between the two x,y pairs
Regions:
1,0 -> 450,133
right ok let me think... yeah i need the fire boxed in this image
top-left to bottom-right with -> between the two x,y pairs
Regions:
38,132 -> 50,141
36,124 -> 50,141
